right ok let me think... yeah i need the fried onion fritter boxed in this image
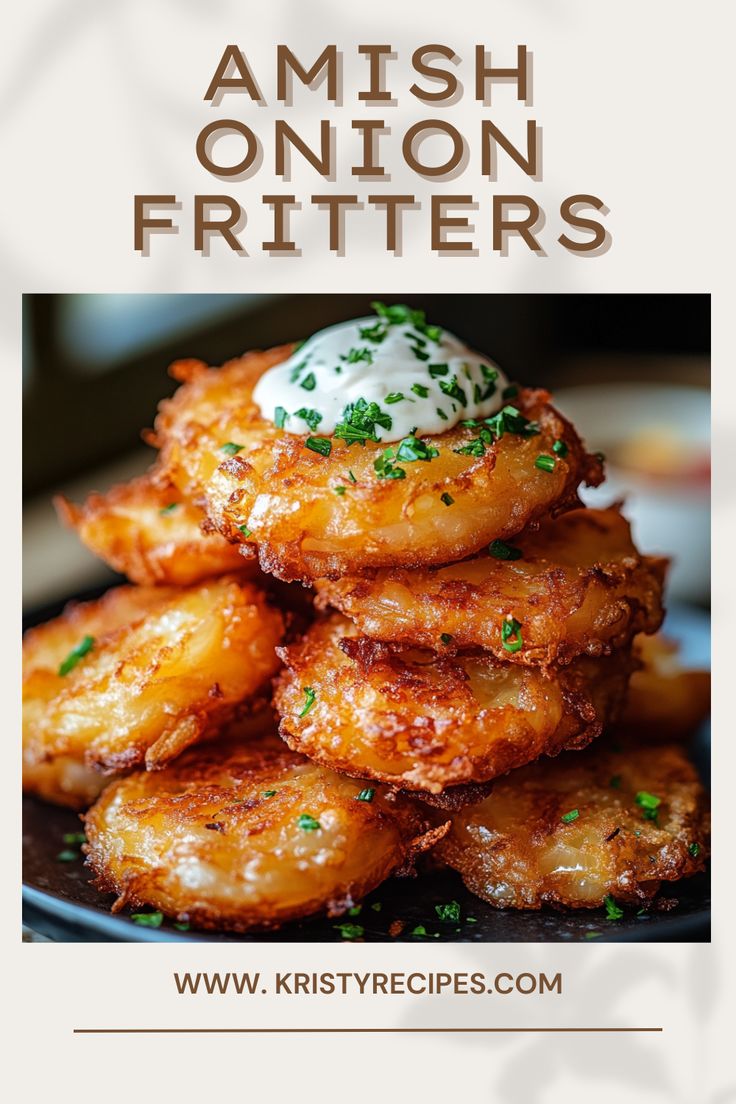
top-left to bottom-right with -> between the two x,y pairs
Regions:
617,633 -> 711,741
23,578 -> 284,778
55,472 -> 250,586
274,614 -> 634,795
315,508 -> 666,665
153,349 -> 603,582
436,742 -> 709,909
84,733 -> 440,932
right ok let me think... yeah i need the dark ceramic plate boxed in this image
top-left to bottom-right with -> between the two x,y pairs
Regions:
22,591 -> 711,943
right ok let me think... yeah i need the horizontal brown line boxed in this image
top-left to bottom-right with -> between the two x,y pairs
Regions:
74,1027 -> 663,1034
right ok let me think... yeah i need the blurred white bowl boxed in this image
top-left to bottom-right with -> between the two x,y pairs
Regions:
555,383 -> 710,604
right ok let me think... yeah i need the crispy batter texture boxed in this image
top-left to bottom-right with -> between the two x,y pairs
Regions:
274,613 -> 634,795
55,472 -> 251,586
23,578 -> 284,777
617,633 -> 711,741
22,754 -> 111,811
316,508 -> 666,666
84,732 -> 440,932
437,741 -> 709,909
152,348 -> 603,582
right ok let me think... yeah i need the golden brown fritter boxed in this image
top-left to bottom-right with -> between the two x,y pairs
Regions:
617,633 -> 711,741
152,349 -> 603,582
315,508 -> 666,666
84,733 -> 441,932
55,472 -> 251,586
22,754 -> 111,811
274,613 -> 634,795
23,578 -> 284,778
437,742 -> 709,909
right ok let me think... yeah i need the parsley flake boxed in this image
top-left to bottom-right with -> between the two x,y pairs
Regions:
489,539 -> 522,561
293,407 -> 322,431
374,447 -> 406,480
635,791 -> 661,821
334,922 -> 364,940
300,372 -> 316,391
435,901 -> 461,923
438,376 -> 467,406
297,814 -> 321,832
395,435 -> 439,463
335,398 -> 391,445
604,895 -> 624,921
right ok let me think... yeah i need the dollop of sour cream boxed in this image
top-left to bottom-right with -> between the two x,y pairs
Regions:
252,311 -> 509,443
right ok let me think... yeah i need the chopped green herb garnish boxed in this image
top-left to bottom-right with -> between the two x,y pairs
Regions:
294,407 -> 322,431
220,442 -> 244,456
485,405 -> 539,441
299,686 -> 316,717
131,911 -> 164,928
289,360 -> 309,383
584,931 -> 602,940
609,775 -> 622,789
371,902 -> 382,912
604,895 -> 624,921
173,922 -> 191,932
552,439 -> 569,457
411,383 -> 429,398
501,616 -> 523,653
371,302 -> 442,343
346,906 -> 362,918
63,832 -> 86,846
411,925 -> 428,937
300,371 -> 317,391
262,790 -> 277,798
502,384 -> 519,400
436,407 -> 448,421
385,392 -> 405,404
341,347 -> 374,367
561,809 -> 580,824
488,539 -> 522,561
435,901 -> 461,923
438,376 -> 467,406
274,405 -> 288,429
347,470 -> 357,483
334,922 -> 364,940
305,436 -> 332,457
56,849 -> 79,862
429,363 -> 449,377
374,447 -> 406,480
159,502 -> 178,516
395,435 -> 439,463
466,917 -> 477,924
535,454 -> 556,472
440,492 -> 454,506
238,524 -> 252,537
635,791 -> 661,821
689,842 -> 701,858
297,814 -> 321,832
334,485 -> 346,496
58,635 -> 94,677
454,437 -> 486,457
356,788 -> 375,803
335,398 -> 392,445
440,633 -> 453,645
359,322 -> 387,344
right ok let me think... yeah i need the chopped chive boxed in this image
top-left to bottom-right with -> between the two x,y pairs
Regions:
131,911 -> 164,928
385,392 -> 405,404
348,905 -> 362,917
58,635 -> 94,677
435,901 -> 461,923
238,524 -> 252,537
274,405 -> 288,429
440,633 -> 453,646
440,492 -> 454,506
63,832 -> 86,846
552,439 -> 569,457
488,539 -> 522,561
297,814 -> 321,832
635,791 -> 661,821
299,686 -> 316,717
689,842 -> 701,858
371,902 -> 382,912
334,922 -> 364,939
429,363 -> 449,377
436,407 -> 448,421
356,788 -> 375,803
300,372 -> 316,391
294,407 -> 322,431
535,454 -> 556,472
158,502 -> 178,516
395,435 -> 439,463
334,485 -> 346,495
173,922 -> 190,932
262,790 -> 277,798
604,895 -> 624,921
411,383 -> 429,398
438,377 -> 467,406
347,470 -> 357,483
501,616 -> 523,653
305,436 -> 332,457
220,442 -> 244,455
561,809 -> 580,824
56,849 -> 79,862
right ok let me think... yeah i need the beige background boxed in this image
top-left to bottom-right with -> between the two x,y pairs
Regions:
4,1 -> 734,1101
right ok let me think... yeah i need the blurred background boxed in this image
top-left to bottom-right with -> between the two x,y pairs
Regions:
23,293 -> 710,610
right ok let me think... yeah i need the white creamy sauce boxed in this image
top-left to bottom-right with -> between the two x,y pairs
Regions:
252,313 -> 509,442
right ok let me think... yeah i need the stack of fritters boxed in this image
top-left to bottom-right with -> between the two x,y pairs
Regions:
22,333 -> 710,932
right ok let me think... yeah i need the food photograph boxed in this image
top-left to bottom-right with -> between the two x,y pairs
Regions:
22,293 -> 711,943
